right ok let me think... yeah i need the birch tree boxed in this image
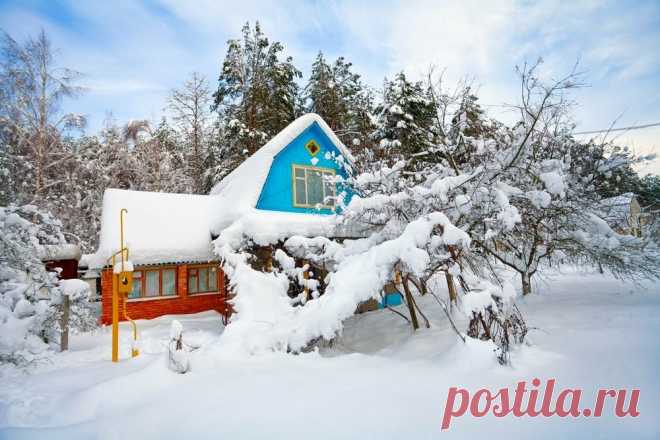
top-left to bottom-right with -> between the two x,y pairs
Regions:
167,72 -> 212,193
0,30 -> 85,203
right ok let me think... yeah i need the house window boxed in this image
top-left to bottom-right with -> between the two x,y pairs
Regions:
292,165 -> 336,208
188,264 -> 220,294
128,267 -> 177,299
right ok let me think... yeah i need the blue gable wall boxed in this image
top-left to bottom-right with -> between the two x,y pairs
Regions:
256,122 -> 352,214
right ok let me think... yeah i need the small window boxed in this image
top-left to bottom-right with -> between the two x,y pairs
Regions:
199,267 -> 209,292
188,264 -> 220,294
127,267 -> 177,300
129,271 -> 142,299
209,267 -> 218,291
145,270 -> 159,297
295,178 -> 307,205
162,269 -> 176,295
188,268 -> 198,293
292,165 -> 336,208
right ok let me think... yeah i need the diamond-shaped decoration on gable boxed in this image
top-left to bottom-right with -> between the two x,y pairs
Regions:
305,140 -> 320,156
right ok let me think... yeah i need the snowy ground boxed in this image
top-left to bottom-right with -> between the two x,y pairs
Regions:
1,267 -> 659,439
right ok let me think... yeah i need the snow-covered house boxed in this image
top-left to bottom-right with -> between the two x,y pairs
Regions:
88,114 -> 355,324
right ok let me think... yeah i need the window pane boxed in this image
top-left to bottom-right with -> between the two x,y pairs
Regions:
129,272 -> 142,299
188,269 -> 198,293
209,267 -> 218,291
307,170 -> 324,205
295,179 -> 307,205
199,268 -> 209,292
323,179 -> 335,206
145,270 -> 159,297
294,167 -> 305,178
162,269 -> 176,296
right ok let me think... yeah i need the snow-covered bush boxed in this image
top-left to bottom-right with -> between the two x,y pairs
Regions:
0,205 -> 96,365
168,320 -> 190,374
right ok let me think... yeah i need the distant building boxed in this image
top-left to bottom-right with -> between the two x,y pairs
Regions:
599,192 -> 649,237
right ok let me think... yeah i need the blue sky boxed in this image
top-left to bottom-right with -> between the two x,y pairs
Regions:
1,0 -> 659,174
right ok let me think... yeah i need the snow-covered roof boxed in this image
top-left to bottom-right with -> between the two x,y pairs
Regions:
599,192 -> 637,217
600,192 -> 635,209
209,113 -> 354,233
38,244 -> 82,262
88,189 -> 217,269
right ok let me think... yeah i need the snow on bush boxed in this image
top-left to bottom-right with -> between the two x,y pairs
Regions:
0,205 -> 96,365
168,320 -> 190,374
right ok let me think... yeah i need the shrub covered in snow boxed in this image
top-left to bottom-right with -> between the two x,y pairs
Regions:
0,205 -> 96,365
168,320 -> 190,374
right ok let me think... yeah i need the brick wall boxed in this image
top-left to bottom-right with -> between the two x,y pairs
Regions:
100,263 -> 229,325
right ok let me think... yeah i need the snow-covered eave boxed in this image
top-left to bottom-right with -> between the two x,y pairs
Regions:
86,250 -> 218,271
211,208 -> 364,248
38,244 -> 82,262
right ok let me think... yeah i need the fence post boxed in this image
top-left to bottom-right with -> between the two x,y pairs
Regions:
61,294 -> 70,351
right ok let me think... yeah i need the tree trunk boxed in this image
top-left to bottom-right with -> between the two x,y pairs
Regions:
60,294 -> 70,351
521,272 -> 531,296
402,276 -> 420,330
445,272 -> 458,304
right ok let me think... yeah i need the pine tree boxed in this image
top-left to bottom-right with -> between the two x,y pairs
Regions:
446,88 -> 498,165
305,52 -> 374,162
211,22 -> 301,182
372,72 -> 437,171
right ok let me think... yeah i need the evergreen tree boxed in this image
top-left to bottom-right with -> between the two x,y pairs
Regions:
305,52 -> 374,163
211,22 -> 301,182
372,72 -> 437,171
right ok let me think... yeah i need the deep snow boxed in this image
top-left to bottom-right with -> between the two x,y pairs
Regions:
1,268 -> 658,439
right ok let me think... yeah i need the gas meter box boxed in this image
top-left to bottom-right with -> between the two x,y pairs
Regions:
117,271 -> 133,293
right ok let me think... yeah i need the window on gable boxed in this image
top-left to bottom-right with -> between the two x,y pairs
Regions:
292,165 -> 336,208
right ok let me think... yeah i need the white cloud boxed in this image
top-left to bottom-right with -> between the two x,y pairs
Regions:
1,0 -> 658,173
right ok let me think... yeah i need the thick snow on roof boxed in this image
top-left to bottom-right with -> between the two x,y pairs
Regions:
209,113 -> 353,233
600,192 -> 635,209
38,244 -> 82,262
88,189 -> 217,269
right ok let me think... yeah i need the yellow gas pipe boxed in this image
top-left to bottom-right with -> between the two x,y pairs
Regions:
108,208 -> 139,362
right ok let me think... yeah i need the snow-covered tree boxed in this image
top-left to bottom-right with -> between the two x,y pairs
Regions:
372,72 -> 438,171
211,22 -> 301,182
167,72 -> 213,193
305,52 -> 374,159
0,30 -> 85,204
0,205 -> 95,365
123,119 -> 190,193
